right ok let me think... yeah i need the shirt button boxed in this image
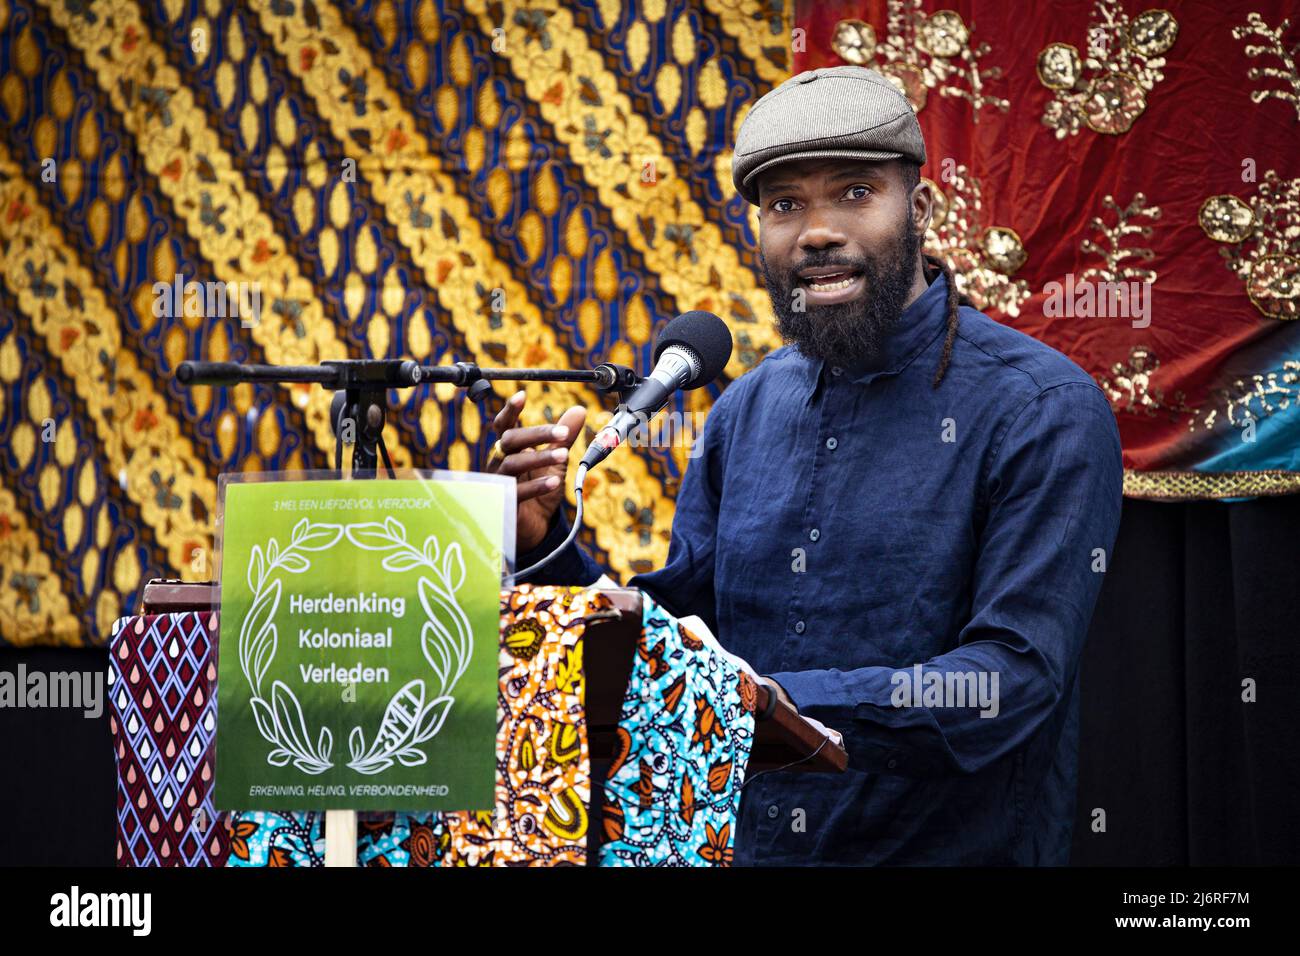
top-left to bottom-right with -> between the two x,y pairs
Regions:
794,620 -> 806,634
809,528 -> 820,542
826,437 -> 838,450
887,758 -> 898,770
767,804 -> 780,819
831,366 -> 843,376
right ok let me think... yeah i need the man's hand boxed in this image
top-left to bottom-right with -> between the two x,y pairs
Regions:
488,391 -> 587,554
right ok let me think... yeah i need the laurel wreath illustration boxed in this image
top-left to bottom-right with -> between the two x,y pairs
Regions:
238,516 -> 474,776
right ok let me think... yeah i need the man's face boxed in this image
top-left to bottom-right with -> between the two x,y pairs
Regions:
757,158 -> 930,367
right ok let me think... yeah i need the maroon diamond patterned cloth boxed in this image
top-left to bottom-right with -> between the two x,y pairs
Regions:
108,611 -> 230,866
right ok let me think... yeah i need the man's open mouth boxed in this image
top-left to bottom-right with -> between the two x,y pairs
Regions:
798,268 -> 864,293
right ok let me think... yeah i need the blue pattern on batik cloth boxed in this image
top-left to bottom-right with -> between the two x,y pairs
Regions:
598,593 -> 757,867
225,811 -> 325,867
356,813 -> 449,867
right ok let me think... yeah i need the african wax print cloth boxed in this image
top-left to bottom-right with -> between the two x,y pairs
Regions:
598,593 -> 758,867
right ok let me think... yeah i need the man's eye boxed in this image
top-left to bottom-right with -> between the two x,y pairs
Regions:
771,199 -> 796,213
845,185 -> 872,200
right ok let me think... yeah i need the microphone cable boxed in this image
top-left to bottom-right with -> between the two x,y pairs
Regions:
514,463 -> 589,581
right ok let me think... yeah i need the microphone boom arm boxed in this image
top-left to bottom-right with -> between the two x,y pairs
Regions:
174,358 -> 644,480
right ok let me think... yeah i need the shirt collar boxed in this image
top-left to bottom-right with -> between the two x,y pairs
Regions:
800,268 -> 951,402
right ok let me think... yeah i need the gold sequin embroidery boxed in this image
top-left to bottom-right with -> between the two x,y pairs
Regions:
1194,360 -> 1300,433
831,1 -> 1008,120
1232,12 -> 1300,121
1080,194 -> 1161,285
1198,171 -> 1300,320
1038,1 -> 1177,138
923,166 -> 1029,316
1097,346 -> 1190,419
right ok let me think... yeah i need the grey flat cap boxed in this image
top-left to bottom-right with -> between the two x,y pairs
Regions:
732,66 -> 926,206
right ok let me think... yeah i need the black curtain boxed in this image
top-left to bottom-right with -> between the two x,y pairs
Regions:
0,646 -> 115,866
1073,495 -> 1300,865
2,496 -> 1298,866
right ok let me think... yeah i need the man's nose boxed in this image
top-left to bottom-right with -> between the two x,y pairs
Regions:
798,205 -> 847,250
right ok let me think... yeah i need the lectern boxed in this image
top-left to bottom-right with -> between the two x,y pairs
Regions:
130,578 -> 846,865
141,578 -> 846,776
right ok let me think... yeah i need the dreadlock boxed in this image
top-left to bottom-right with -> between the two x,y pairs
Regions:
927,254 -> 964,389
902,160 -> 965,388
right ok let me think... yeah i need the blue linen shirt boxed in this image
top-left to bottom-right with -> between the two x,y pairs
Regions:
518,271 -> 1123,865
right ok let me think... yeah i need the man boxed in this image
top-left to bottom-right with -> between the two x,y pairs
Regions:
488,66 -> 1122,865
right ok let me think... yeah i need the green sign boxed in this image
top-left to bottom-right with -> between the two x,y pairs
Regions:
213,473 -> 510,812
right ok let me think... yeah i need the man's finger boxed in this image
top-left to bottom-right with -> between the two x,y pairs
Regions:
500,422 -> 570,454
498,448 -> 568,478
516,474 -> 562,503
549,405 -> 588,451
491,390 -> 526,435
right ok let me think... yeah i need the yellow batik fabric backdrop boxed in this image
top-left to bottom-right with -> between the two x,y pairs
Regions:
0,0 -> 793,646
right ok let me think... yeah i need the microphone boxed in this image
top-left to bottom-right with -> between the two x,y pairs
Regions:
579,310 -> 732,474
515,310 -> 730,581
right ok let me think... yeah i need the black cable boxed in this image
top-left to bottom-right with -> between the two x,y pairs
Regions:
378,436 -> 396,480
737,737 -> 832,790
513,465 -> 588,580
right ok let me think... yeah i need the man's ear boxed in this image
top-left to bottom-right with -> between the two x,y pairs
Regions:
910,176 -> 934,238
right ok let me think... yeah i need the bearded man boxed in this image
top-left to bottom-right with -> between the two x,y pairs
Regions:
488,66 -> 1122,865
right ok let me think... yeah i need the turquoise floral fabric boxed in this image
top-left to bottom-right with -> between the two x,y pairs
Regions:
599,594 -> 758,866
226,811 -> 325,868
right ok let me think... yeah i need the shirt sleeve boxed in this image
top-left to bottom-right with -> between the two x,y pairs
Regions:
767,382 -> 1124,776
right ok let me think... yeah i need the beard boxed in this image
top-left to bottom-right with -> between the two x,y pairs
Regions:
760,216 -> 922,368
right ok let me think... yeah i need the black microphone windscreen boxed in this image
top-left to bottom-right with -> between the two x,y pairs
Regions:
653,311 -> 732,389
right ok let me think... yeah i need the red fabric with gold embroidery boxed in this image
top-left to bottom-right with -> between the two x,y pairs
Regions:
794,0 -> 1300,499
